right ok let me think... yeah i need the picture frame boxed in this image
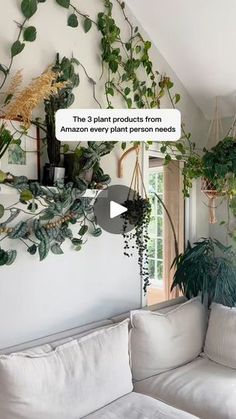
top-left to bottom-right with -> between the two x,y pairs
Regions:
0,118 -> 40,181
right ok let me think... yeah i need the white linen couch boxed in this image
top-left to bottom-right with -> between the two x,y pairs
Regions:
0,297 -> 235,419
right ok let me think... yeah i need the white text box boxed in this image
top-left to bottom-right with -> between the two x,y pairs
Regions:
56,109 -> 181,142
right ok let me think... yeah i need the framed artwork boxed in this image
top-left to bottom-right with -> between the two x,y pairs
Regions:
0,119 -> 40,180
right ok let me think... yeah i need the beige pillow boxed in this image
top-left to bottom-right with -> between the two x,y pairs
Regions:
0,320 -> 132,419
130,298 -> 206,381
204,303 -> 236,368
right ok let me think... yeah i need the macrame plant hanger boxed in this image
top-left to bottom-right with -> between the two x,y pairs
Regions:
201,97 -> 223,224
128,147 -> 147,200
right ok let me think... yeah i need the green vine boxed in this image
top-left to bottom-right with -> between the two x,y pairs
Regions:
0,0 -> 193,269
0,174 -> 102,265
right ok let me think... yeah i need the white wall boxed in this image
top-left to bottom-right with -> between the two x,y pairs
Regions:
0,0 -> 208,348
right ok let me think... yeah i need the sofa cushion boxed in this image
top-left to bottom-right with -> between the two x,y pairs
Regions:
134,356 -> 236,419
204,303 -> 236,369
130,297 -> 206,381
0,320 -> 133,419
1,319 -> 113,355
84,392 -> 198,419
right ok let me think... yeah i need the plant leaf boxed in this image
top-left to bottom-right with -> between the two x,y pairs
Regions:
27,244 -> 37,255
92,227 -> 102,237
84,17 -> 92,33
68,13 -> 78,28
21,0 -> 37,18
51,243 -> 64,255
0,249 -> 8,266
38,239 -> 50,261
56,0 -> 70,8
79,225 -> 88,236
11,41 -> 25,57
20,189 -> 33,202
23,26 -> 37,42
174,93 -> 181,104
8,221 -> 28,239
6,250 -> 17,265
0,205 -> 4,219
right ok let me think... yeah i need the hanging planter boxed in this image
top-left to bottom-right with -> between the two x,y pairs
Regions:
122,148 -> 151,293
201,178 -> 221,224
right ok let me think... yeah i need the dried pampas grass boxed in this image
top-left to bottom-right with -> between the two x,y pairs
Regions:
6,70 -> 23,97
5,69 -> 67,128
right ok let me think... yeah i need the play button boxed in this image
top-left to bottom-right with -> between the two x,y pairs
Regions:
110,201 -> 127,219
93,185 -> 135,235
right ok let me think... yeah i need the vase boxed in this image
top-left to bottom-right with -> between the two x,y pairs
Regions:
42,163 -> 65,186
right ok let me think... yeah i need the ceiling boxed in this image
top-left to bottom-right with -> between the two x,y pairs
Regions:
126,0 -> 236,119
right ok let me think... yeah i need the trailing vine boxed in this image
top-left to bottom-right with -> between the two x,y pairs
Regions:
0,0 -> 193,270
123,194 -> 151,292
0,174 -> 102,265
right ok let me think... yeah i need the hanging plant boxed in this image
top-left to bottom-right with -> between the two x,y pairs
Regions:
122,149 -> 151,293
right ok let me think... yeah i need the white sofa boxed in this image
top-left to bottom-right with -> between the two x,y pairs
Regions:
0,297 -> 235,419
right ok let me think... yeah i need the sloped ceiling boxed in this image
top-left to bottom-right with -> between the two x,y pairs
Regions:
126,0 -> 236,119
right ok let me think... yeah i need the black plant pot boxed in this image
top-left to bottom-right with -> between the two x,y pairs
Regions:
64,153 -> 75,183
42,163 -> 65,186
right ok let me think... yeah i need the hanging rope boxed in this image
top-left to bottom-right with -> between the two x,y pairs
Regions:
202,97 -> 223,223
128,147 -> 147,198
206,97 -> 223,149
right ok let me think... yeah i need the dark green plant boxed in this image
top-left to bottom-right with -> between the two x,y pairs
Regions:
171,238 -> 236,307
71,141 -> 115,188
202,137 -> 236,191
122,194 -> 152,293
44,53 -> 80,166
182,137 -> 236,197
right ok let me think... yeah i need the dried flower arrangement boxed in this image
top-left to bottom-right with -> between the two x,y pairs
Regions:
4,69 -> 67,128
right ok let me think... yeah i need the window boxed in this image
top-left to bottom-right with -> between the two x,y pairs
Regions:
148,167 -> 164,288
146,155 -> 185,305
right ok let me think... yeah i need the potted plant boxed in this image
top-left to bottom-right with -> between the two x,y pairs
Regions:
122,191 -> 152,293
171,237 -> 236,307
182,136 -> 236,224
65,141 -> 115,189
42,53 -> 80,185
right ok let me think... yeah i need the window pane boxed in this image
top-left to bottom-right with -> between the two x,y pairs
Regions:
156,173 -> 163,193
157,238 -> 163,259
149,173 -> 156,191
148,239 -> 155,258
149,217 -> 156,237
156,261 -> 163,281
148,259 -> 155,279
157,199 -> 163,215
157,216 -> 163,237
